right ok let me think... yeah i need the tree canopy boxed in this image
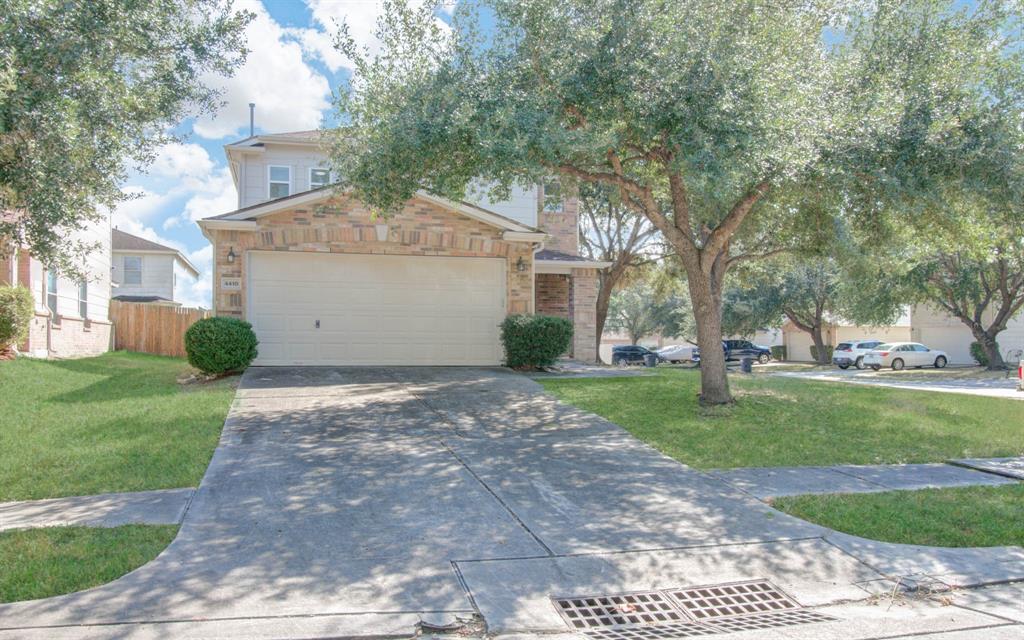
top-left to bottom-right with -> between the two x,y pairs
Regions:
329,0 -> 1024,403
0,0 -> 252,275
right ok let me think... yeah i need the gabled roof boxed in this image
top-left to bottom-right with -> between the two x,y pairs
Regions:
534,248 -> 611,270
111,229 -> 200,277
198,186 -> 546,239
226,129 -> 324,149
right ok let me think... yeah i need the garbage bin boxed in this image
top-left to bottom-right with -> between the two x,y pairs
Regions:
740,357 -> 753,373
643,353 -> 659,367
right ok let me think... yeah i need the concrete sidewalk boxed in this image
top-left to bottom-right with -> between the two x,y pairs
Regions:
0,488 -> 195,532
0,367 -> 1020,639
710,462 -> 1018,500
773,369 -> 1024,400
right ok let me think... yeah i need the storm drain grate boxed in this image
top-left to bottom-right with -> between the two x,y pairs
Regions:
702,608 -> 838,632
584,622 -> 719,639
552,591 -> 688,630
664,579 -> 799,620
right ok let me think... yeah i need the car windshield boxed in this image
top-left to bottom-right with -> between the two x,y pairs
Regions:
837,343 -> 852,350
874,344 -> 893,351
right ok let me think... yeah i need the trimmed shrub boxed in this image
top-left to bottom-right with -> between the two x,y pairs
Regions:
809,344 -> 834,363
500,314 -> 573,369
184,317 -> 258,375
970,340 -> 999,367
770,345 -> 786,361
0,286 -> 34,350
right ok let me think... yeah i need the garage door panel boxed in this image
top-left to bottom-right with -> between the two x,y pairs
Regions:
248,252 -> 505,366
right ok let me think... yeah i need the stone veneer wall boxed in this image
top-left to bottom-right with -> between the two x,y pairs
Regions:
535,273 -> 571,319
571,268 -> 599,362
211,194 -> 534,319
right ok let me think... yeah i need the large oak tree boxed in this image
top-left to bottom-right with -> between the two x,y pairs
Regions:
0,0 -> 252,275
329,0 -> 1022,404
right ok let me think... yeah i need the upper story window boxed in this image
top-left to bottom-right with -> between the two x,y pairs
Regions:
309,168 -> 331,190
78,281 -> 88,319
268,165 -> 291,199
46,271 -> 58,319
543,179 -> 563,212
123,256 -> 142,285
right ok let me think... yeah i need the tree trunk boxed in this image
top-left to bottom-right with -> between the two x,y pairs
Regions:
974,330 -> 1006,370
810,327 -> 829,364
593,269 -> 619,359
688,274 -> 731,405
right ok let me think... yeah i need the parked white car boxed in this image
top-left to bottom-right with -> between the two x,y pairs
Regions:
832,339 -> 883,370
656,344 -> 699,363
863,342 -> 948,371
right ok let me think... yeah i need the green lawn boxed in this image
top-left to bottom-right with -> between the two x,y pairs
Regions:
0,525 -> 178,603
539,368 -> 1024,468
0,352 -> 236,502
774,485 -> 1024,548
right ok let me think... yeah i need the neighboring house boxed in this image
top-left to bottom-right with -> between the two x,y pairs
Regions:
782,311 -> 913,362
0,213 -> 112,358
910,303 -> 1024,365
781,305 -> 1024,364
196,130 -> 609,366
111,229 -> 199,306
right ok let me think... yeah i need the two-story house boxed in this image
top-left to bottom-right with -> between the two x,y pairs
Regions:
111,229 -> 200,306
1,212 -> 113,358
197,130 -> 609,366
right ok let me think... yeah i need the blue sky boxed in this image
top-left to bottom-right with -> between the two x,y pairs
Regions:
112,0 -> 455,307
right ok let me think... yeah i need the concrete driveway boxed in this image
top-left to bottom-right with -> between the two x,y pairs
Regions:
1,367 -> 1020,639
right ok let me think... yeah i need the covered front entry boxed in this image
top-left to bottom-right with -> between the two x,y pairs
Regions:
247,251 -> 506,366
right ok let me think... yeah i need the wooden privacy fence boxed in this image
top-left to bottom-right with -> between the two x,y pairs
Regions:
109,301 -> 211,357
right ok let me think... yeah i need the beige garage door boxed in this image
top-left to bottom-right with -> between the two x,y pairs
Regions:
915,326 -> 974,365
247,252 -> 505,366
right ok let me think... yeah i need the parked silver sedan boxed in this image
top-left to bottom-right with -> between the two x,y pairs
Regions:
863,342 -> 948,371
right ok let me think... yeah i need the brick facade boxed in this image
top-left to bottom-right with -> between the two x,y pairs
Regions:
535,273 -> 571,319
30,316 -> 112,358
571,269 -> 599,362
210,194 -> 534,319
537,188 -> 580,255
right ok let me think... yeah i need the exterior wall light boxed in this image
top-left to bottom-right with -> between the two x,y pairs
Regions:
227,247 -> 236,264
516,256 -> 527,272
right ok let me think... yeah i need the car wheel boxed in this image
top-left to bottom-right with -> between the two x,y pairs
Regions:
837,364 -> 850,370
855,356 -> 865,370
892,358 -> 904,371
612,356 -> 624,366
934,356 -> 947,369
870,365 -> 881,371
758,353 -> 770,364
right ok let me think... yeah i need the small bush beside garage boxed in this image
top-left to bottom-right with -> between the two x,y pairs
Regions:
184,317 -> 259,375
0,286 -> 34,354
501,314 -> 573,369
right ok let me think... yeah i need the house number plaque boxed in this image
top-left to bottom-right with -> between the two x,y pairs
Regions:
221,277 -> 242,291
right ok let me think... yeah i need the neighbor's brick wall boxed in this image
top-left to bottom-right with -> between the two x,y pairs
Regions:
47,317 -> 111,358
571,268 -> 599,362
211,194 -> 535,319
537,188 -> 580,255
535,273 -> 571,319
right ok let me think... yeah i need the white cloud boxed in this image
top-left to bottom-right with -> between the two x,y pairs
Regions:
112,187 -> 175,225
182,166 -> 237,222
193,0 -> 331,139
295,0 -> 454,73
176,246 -> 213,309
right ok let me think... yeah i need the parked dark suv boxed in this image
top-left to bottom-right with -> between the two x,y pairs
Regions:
611,345 -> 661,365
723,340 -> 772,364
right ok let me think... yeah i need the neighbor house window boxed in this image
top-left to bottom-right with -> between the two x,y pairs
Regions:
123,256 -> 142,285
309,167 -> 331,190
46,271 -> 58,319
268,165 -> 291,199
543,179 -> 563,212
78,281 -> 88,319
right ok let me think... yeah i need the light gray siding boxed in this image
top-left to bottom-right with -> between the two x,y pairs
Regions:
111,252 -> 175,301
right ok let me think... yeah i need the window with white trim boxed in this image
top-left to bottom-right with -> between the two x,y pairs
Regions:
78,281 -> 88,319
123,256 -> 142,285
543,179 -> 564,212
268,165 -> 291,199
46,271 -> 58,319
309,167 -> 331,190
